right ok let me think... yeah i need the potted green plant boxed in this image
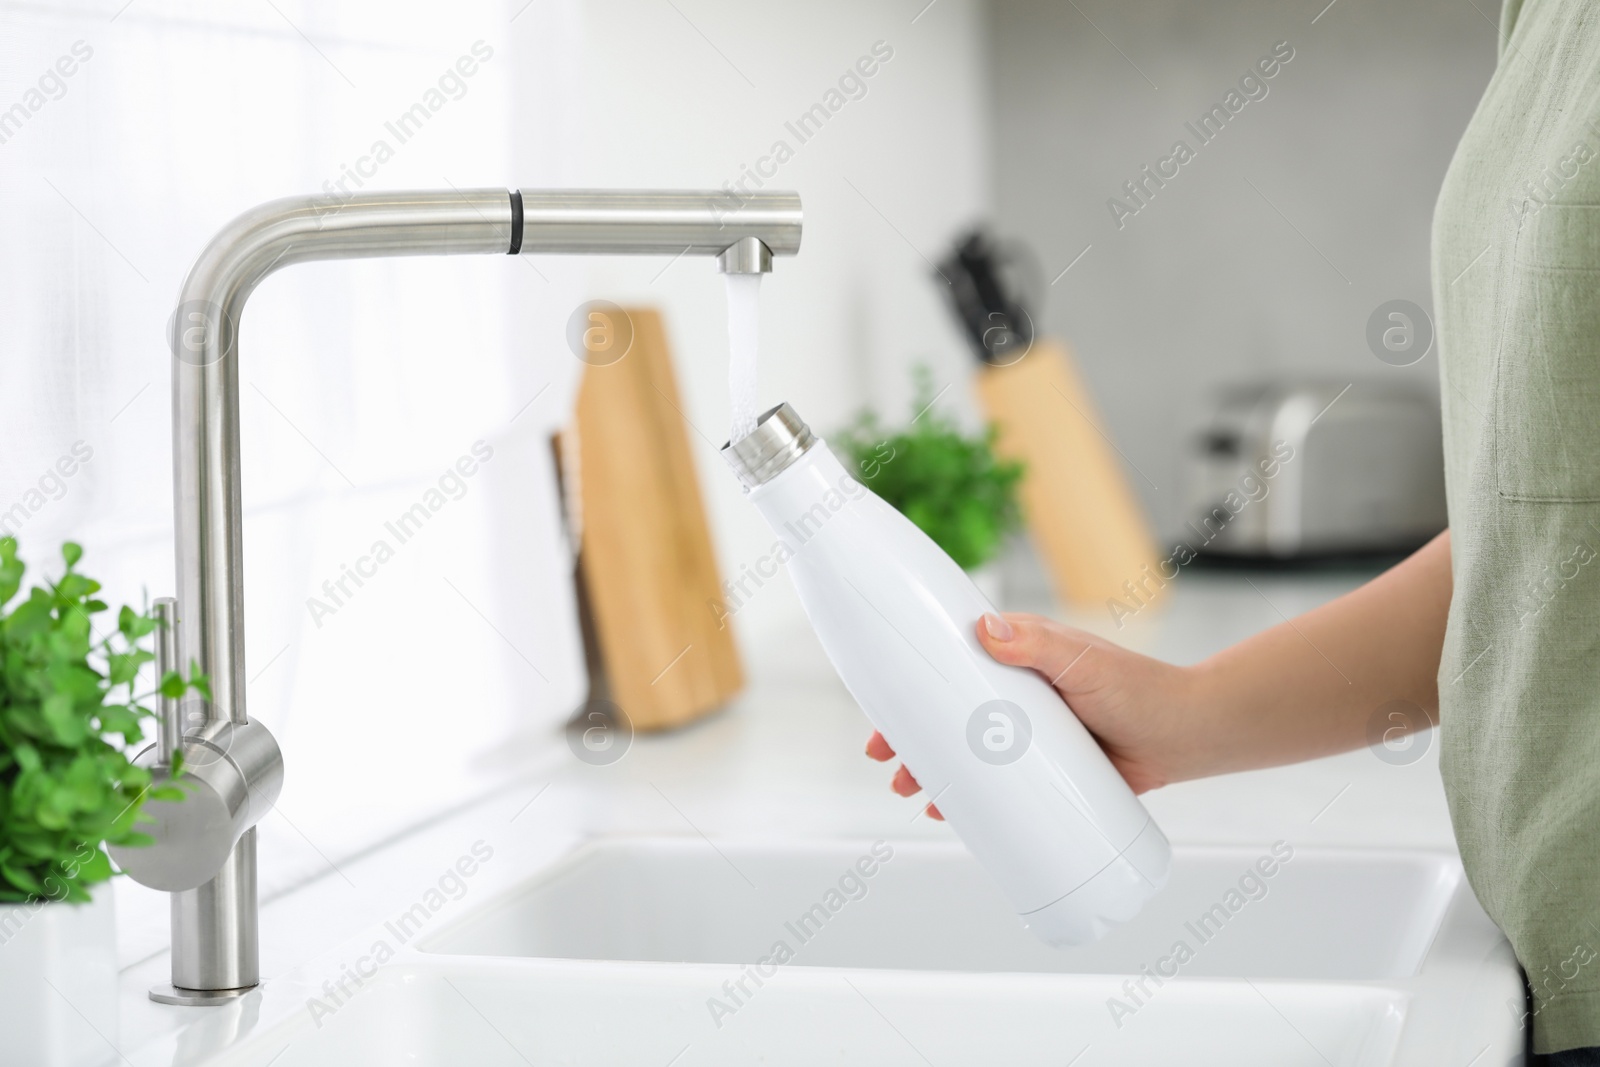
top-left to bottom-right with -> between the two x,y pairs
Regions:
834,367 -> 1025,603
0,537 -> 201,1066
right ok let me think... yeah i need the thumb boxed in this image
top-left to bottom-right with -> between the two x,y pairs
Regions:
977,612 -> 1096,692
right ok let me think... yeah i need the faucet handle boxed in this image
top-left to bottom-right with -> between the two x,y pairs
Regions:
111,596 -> 285,892
152,597 -> 181,766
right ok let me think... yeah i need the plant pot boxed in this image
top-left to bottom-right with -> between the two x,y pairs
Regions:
0,883 -> 118,1067
966,561 -> 1004,608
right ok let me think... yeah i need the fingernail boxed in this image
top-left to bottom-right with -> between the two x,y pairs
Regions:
983,613 -> 1014,641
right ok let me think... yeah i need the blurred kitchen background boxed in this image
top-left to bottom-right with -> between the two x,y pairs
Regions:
0,0 -> 1480,902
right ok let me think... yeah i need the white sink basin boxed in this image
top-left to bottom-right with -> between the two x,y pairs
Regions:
165,837 -> 1524,1067
420,838 -> 1454,981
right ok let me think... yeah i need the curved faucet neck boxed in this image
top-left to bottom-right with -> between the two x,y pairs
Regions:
171,187 -> 802,728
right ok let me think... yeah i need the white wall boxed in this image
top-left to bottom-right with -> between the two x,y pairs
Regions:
548,0 -> 992,651
989,0 -> 1495,539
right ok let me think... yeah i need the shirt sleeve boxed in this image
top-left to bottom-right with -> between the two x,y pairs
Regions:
1500,0 -> 1526,60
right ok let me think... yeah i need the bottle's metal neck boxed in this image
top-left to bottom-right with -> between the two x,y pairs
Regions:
721,403 -> 815,489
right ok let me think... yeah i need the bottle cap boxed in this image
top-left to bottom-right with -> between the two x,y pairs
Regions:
721,403 -> 815,489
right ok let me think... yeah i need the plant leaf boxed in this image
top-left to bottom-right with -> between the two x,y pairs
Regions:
0,541 -> 191,900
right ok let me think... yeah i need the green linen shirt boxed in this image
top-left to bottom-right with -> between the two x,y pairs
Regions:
1433,0 -> 1600,1051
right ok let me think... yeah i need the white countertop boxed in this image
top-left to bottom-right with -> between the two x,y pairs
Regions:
112,563 -> 1464,1063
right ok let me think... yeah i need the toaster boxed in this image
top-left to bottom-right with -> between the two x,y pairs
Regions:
1186,382 -> 1447,559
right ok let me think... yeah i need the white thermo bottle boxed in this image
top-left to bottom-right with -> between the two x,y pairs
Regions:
722,404 -> 1170,946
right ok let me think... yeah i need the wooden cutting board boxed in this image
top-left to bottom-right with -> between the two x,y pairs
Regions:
568,307 -> 743,731
975,339 -> 1165,612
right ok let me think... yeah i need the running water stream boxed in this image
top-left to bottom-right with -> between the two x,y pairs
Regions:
725,272 -> 761,443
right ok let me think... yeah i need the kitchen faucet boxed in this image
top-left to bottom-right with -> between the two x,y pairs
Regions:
108,188 -> 803,1004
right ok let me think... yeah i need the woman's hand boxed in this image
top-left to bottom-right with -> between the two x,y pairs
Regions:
865,611 -> 1204,819
868,534 -> 1455,818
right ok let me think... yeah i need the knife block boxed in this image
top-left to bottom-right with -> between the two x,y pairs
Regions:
564,307 -> 743,731
976,339 -> 1165,611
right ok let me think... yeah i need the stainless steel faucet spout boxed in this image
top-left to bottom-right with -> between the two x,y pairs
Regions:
141,187 -> 802,1002
717,236 -> 773,275
514,189 -> 800,264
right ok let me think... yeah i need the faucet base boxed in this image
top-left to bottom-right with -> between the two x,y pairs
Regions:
169,829 -> 261,993
149,981 -> 259,1006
